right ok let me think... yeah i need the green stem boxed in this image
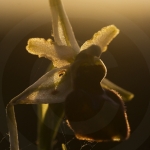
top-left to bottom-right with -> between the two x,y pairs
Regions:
62,144 -> 67,150
6,104 -> 19,150
38,103 -> 65,150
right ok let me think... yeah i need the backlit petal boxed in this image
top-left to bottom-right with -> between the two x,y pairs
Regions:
101,78 -> 134,101
49,0 -> 80,53
26,38 -> 75,68
81,25 -> 119,53
9,66 -> 72,105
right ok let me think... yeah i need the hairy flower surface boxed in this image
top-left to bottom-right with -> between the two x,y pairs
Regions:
6,0 -> 134,149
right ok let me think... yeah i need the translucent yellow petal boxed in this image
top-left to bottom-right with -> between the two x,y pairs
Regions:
6,66 -> 72,150
49,0 -> 80,53
26,38 -> 75,68
80,25 -> 119,52
101,78 -> 134,101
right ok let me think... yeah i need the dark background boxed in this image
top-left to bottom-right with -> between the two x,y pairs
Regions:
0,0 -> 150,149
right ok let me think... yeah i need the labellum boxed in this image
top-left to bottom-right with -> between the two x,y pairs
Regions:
65,45 -> 130,142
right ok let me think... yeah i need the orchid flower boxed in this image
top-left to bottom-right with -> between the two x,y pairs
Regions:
6,0 -> 134,150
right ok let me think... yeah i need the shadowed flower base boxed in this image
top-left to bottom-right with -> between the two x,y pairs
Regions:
65,47 -> 130,142
66,89 -> 130,142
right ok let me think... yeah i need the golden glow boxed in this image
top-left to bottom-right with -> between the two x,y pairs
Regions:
1,0 -> 149,20
112,136 -> 121,141
41,104 -> 49,120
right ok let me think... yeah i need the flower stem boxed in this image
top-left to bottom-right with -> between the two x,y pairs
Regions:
6,104 -> 19,150
38,103 -> 65,150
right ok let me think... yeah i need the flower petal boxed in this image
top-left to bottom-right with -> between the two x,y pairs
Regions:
80,25 -> 119,53
101,78 -> 134,101
6,66 -> 72,150
9,66 -> 72,105
26,38 -> 75,68
49,0 -> 80,53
